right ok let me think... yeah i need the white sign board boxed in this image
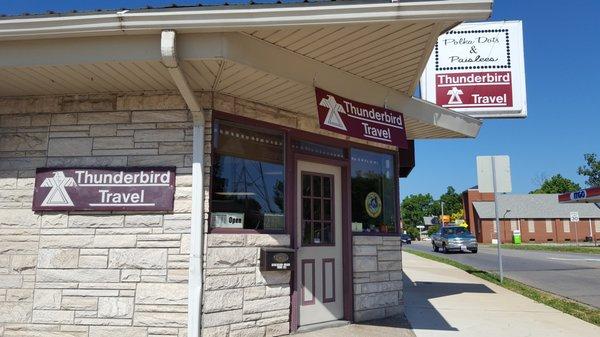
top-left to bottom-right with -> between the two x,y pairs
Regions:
476,155 -> 512,193
570,212 -> 579,222
420,21 -> 527,118
210,212 -> 244,228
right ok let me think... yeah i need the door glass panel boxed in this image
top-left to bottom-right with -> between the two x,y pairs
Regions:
313,200 -> 322,220
323,200 -> 331,220
302,198 -> 311,220
313,223 -> 322,244
313,176 -> 321,197
303,221 -> 312,245
301,172 -> 334,246
323,222 -> 332,243
302,175 -> 311,197
323,176 -> 331,198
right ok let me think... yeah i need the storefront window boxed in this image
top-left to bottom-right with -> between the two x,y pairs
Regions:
351,149 -> 397,233
210,121 -> 285,231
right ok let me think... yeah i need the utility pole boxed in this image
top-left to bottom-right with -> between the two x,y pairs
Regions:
441,201 -> 444,227
575,220 -> 579,246
491,156 -> 504,283
590,219 -> 597,247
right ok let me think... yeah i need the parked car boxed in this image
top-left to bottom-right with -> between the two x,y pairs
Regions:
431,226 -> 477,253
400,234 -> 412,244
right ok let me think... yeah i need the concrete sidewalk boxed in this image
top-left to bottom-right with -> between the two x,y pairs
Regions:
403,251 -> 600,337
295,315 -> 415,337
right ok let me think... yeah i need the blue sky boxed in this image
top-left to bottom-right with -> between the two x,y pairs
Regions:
2,0 -> 598,198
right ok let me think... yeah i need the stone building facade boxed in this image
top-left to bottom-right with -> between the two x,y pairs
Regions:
0,1 -> 494,336
0,94 -> 195,337
0,92 -> 403,337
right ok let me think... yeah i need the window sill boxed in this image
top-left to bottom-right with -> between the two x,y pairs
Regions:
352,232 -> 401,237
209,228 -> 287,235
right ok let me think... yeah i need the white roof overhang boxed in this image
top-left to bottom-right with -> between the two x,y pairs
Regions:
0,1 -> 493,40
0,0 -> 492,139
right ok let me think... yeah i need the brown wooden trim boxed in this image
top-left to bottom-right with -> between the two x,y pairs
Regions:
301,259 -> 316,306
289,141 -> 299,331
394,150 -> 401,234
341,164 -> 353,322
294,153 -> 347,167
322,258 -> 335,303
213,110 -> 398,156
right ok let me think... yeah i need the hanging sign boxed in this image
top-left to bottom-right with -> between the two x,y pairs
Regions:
32,167 -> 175,212
315,87 -> 408,149
420,21 -> 527,118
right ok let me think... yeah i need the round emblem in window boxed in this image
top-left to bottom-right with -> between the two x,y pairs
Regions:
365,192 -> 382,218
273,253 -> 289,263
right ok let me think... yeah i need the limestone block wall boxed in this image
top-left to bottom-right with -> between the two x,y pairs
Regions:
201,234 -> 291,337
0,94 -> 195,337
352,236 -> 403,322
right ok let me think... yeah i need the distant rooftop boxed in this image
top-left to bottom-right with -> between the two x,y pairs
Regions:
473,194 -> 600,219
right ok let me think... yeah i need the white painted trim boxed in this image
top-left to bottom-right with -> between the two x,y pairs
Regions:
188,121 -> 205,337
0,0 -> 493,40
181,32 -> 481,138
161,30 -> 204,337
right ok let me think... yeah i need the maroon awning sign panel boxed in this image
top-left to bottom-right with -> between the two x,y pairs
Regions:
32,167 -> 176,212
315,87 -> 408,149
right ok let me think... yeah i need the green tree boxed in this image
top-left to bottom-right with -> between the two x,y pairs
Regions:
530,174 -> 581,194
439,186 -> 463,215
401,193 -> 435,226
578,153 -> 600,188
404,225 -> 420,240
427,224 -> 440,236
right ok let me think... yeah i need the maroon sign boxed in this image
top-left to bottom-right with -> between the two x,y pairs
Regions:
32,167 -> 175,212
315,88 -> 408,149
435,71 -> 513,109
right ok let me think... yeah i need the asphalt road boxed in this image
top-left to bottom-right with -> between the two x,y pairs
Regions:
405,241 -> 600,308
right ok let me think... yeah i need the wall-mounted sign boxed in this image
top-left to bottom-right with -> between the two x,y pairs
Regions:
210,212 -> 245,228
420,21 -> 527,118
32,167 -> 175,212
260,248 -> 294,271
315,87 -> 408,149
559,187 -> 600,204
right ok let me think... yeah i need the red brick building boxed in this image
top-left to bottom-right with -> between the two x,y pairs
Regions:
463,188 -> 600,243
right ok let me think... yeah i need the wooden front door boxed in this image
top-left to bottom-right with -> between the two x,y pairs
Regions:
296,160 -> 344,326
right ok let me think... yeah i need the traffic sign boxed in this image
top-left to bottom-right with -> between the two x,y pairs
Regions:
570,212 -> 579,222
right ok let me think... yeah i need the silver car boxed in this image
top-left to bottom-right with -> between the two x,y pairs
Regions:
431,226 -> 478,253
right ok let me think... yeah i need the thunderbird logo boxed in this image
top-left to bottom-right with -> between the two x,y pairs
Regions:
319,94 -> 347,131
447,86 -> 464,104
40,171 -> 77,207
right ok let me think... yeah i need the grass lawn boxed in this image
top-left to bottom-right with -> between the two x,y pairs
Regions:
481,243 -> 600,255
403,247 -> 600,327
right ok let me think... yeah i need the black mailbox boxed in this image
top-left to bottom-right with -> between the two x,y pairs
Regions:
260,247 -> 294,271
